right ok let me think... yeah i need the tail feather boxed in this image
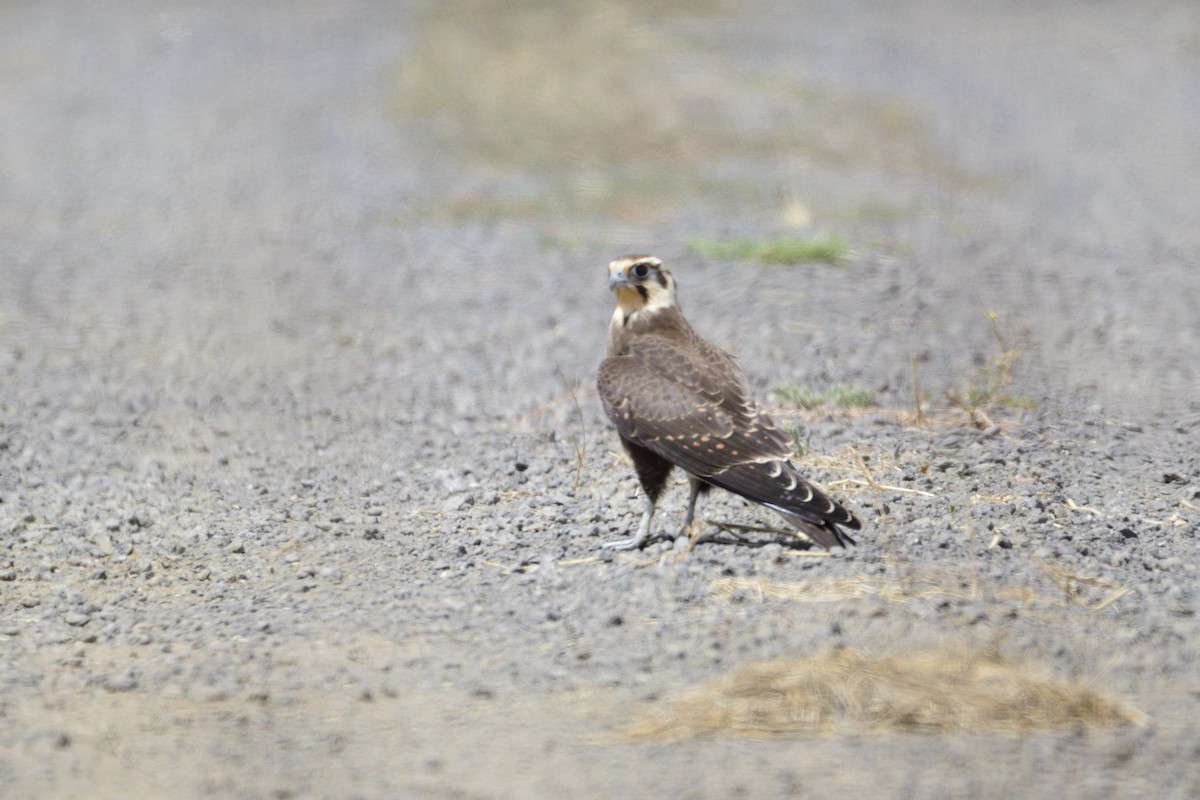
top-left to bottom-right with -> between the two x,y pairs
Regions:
704,459 -> 861,550
774,508 -> 857,549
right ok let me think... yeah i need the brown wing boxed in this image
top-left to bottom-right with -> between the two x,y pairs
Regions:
598,333 -> 859,544
600,334 -> 767,467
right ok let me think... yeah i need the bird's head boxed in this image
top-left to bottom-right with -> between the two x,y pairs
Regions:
607,255 -> 676,318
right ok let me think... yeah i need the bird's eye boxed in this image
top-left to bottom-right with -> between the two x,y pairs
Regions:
631,262 -> 652,280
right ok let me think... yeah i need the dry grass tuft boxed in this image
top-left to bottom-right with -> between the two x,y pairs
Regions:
624,646 -> 1147,740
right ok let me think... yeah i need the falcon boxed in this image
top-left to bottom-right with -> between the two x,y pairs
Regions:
597,255 -> 861,551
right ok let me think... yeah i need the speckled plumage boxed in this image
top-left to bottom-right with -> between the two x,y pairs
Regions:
597,255 -> 860,550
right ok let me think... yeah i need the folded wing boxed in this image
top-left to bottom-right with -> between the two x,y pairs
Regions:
598,334 -> 859,547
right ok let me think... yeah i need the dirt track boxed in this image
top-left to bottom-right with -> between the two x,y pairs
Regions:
2,2 -> 1198,798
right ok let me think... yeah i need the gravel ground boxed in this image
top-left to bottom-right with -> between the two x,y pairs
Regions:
2,2 -> 1198,798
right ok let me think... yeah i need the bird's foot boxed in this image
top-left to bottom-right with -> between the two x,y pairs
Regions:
601,535 -> 644,551
678,519 -> 707,556
603,496 -> 660,551
601,532 -> 675,551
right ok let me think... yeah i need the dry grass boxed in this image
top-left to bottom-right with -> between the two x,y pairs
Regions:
772,441 -> 934,500
711,558 -> 1132,611
1034,558 -> 1132,610
764,398 -> 1028,437
555,364 -> 588,492
623,645 -> 1147,740
712,572 -> 1035,605
394,0 -> 971,219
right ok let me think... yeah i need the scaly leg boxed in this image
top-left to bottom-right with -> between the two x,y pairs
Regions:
682,476 -> 708,552
603,494 -> 656,550
681,476 -> 702,532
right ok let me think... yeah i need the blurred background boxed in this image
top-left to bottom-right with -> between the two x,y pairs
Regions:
2,0 -> 1198,435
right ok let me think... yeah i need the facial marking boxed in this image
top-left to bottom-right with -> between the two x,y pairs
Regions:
607,255 -> 675,317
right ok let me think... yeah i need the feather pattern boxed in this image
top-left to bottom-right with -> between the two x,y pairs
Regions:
598,256 -> 860,550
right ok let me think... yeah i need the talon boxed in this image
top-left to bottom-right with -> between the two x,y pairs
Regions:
601,538 -> 641,551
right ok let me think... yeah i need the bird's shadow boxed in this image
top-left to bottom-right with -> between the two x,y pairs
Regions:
675,520 -> 827,552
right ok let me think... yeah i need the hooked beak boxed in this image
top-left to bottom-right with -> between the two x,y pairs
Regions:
607,270 -> 631,291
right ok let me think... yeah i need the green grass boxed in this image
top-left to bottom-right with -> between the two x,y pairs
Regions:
774,383 -> 876,410
780,419 -> 810,457
688,234 -> 850,265
943,312 -> 1035,426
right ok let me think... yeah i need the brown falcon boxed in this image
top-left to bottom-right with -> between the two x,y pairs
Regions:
597,255 -> 861,551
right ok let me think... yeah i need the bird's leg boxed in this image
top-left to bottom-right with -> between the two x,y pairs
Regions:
681,476 -> 702,531
603,494 -> 656,550
682,476 -> 706,551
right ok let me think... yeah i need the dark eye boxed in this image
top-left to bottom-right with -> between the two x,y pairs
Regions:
631,262 -> 651,280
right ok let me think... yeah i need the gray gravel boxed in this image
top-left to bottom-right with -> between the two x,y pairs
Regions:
2,2 -> 1199,798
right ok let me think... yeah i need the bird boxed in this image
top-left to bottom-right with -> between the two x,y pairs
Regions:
596,254 -> 861,551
